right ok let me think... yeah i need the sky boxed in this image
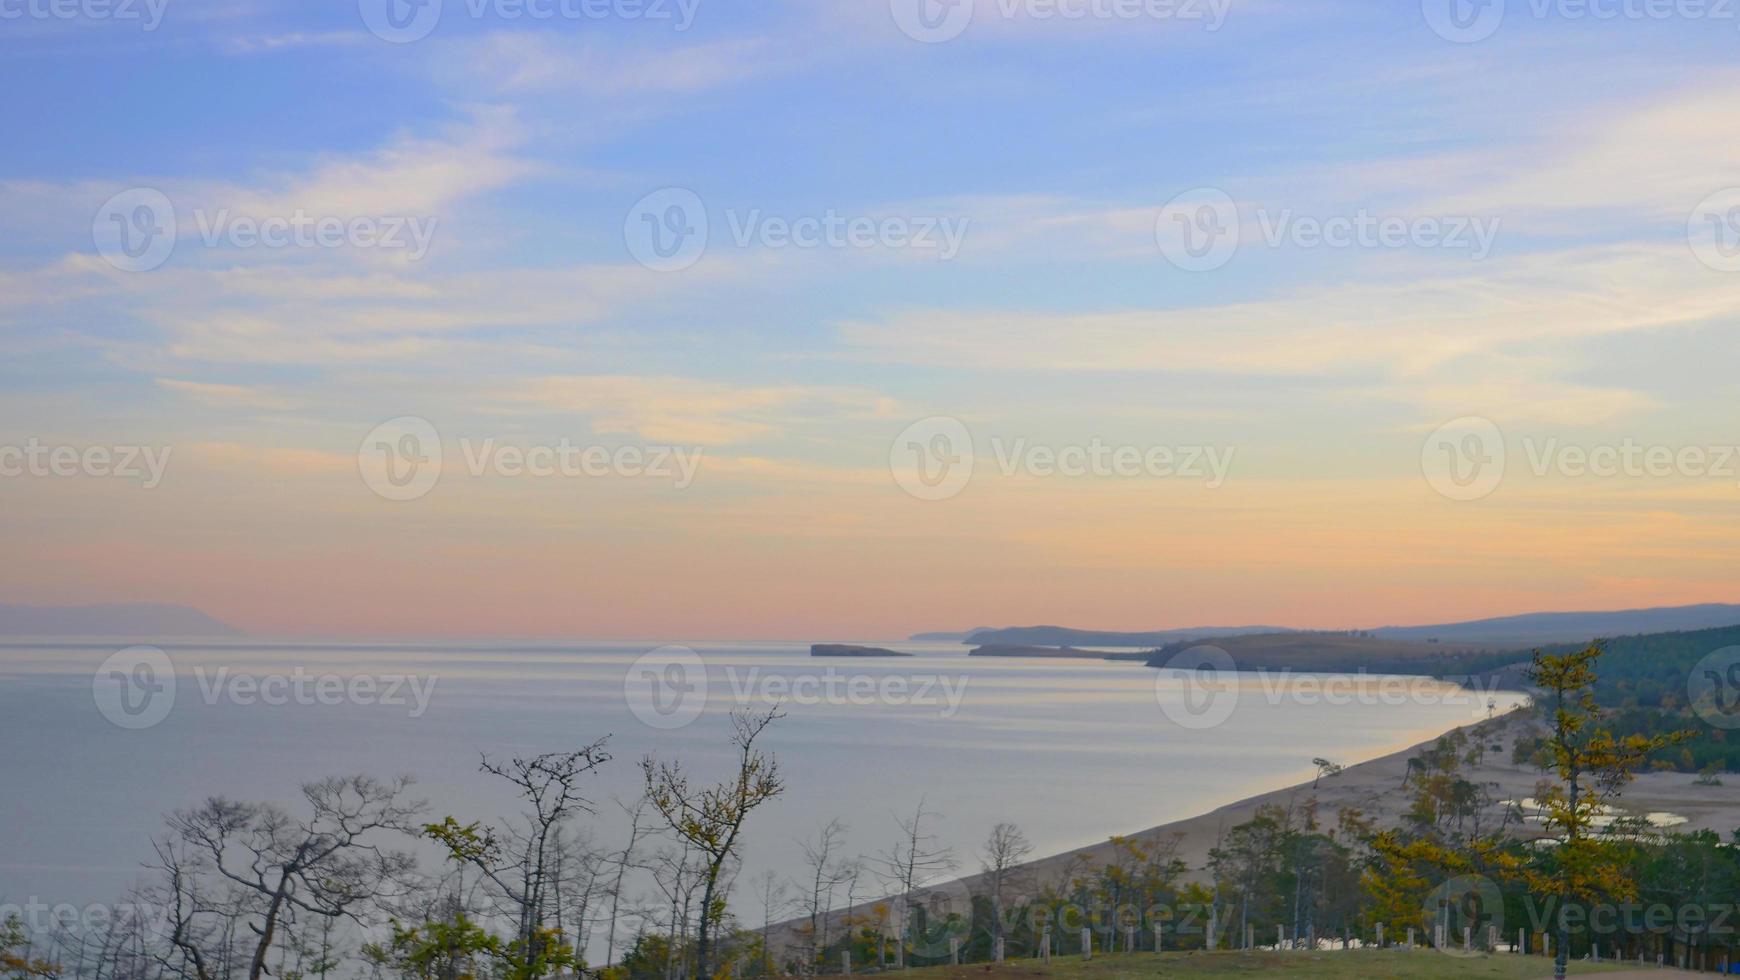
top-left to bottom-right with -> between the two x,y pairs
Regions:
2,0 -> 1740,640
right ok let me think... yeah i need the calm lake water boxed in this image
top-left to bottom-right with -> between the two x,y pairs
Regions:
0,640 -> 1524,933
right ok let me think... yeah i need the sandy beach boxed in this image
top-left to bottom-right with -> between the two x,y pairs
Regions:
1020,711 -> 1739,887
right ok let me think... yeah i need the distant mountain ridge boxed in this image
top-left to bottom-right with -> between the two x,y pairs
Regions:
959,625 -> 1294,647
1369,603 -> 1740,646
934,603 -> 1740,651
0,602 -> 242,637
907,628 -> 994,641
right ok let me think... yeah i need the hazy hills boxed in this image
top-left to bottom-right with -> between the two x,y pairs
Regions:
953,625 -> 1293,647
1369,603 -> 1740,646
0,602 -> 242,637
930,603 -> 1740,650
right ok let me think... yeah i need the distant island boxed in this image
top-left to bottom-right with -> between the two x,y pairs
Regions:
810,644 -> 914,657
0,602 -> 241,638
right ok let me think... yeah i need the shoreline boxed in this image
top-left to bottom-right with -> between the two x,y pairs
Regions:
781,710 -> 1740,950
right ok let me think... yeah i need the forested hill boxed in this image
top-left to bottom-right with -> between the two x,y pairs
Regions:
1442,621 -> 1740,709
1503,623 -> 1740,773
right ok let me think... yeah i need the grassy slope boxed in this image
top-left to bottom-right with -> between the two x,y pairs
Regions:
904,949 -> 1642,979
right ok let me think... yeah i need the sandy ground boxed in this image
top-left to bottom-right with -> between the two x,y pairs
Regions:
780,712 -> 1740,949
1014,711 -> 1740,886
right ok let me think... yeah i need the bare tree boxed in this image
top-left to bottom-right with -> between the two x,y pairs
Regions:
797,820 -> 853,970
166,775 -> 423,980
641,709 -> 786,980
749,870 -> 790,978
874,801 -> 955,969
978,823 -> 1032,947
645,844 -> 703,980
424,739 -> 611,977
603,797 -> 653,968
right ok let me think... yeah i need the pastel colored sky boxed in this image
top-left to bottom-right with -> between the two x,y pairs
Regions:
3,0 -> 1739,639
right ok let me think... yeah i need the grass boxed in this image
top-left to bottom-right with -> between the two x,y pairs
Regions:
899,949 -> 1648,979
